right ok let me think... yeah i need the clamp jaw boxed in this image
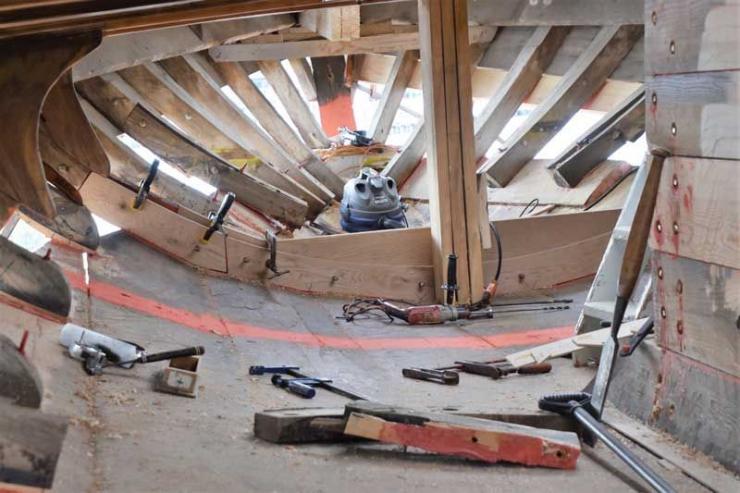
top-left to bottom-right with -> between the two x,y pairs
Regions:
133,159 -> 159,210
203,192 -> 235,242
265,230 -> 289,278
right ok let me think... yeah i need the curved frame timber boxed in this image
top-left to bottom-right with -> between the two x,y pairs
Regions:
0,30 -> 101,222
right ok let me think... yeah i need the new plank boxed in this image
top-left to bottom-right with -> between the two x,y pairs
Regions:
299,5 -> 359,41
474,26 -> 570,160
257,59 -> 329,148
649,157 -> 739,269
653,250 -> 739,376
123,104 -> 308,227
79,173 -> 227,272
209,26 -> 497,61
367,51 -> 417,143
645,0 -> 740,75
213,60 -> 345,199
646,71 -> 739,160
479,25 -> 644,187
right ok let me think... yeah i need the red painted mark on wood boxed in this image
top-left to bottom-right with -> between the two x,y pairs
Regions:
372,418 -> 579,469
683,185 -> 693,213
318,93 -> 356,136
63,270 -> 572,351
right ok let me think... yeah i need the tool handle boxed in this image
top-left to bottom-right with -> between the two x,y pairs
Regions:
141,346 -> 204,363
286,380 -> 316,398
402,368 -> 459,385
455,361 -> 501,378
517,362 -> 552,375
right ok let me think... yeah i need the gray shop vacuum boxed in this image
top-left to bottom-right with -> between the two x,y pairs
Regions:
340,168 -> 407,233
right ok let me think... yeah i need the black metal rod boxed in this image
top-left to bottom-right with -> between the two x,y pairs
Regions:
573,406 -> 675,493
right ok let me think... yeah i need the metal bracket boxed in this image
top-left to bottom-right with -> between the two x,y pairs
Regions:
265,230 -> 289,278
133,159 -> 159,210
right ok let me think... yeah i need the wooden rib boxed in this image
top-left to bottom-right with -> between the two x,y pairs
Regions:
382,122 -> 425,186
123,104 -> 308,227
552,87 -> 645,188
209,26 -> 498,61
41,71 -> 109,176
367,51 -> 417,143
288,58 -> 318,101
473,26 -> 570,160
0,30 -> 101,218
257,59 -> 330,148
38,123 -> 91,190
213,60 -> 345,199
479,25 -> 644,187
158,54 -> 334,202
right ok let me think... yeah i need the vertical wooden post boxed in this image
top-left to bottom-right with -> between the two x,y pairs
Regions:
418,0 -> 484,304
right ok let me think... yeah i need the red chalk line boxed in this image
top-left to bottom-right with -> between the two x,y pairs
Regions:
65,270 -> 572,351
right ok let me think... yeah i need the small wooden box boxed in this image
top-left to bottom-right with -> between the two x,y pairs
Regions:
156,356 -> 200,398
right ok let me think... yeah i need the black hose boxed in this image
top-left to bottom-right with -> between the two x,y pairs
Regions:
489,222 -> 502,282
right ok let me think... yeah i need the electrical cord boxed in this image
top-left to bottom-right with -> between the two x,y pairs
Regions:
489,222 -> 502,282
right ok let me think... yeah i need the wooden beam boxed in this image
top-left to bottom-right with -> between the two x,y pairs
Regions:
257,59 -> 329,148
343,402 -> 580,469
73,14 -> 297,80
311,56 -> 356,134
0,30 -> 100,219
139,57 -> 334,203
299,5 -> 360,41
552,87 -> 645,187
209,25 -> 498,61
479,25 -> 644,187
381,122 -> 425,186
418,0 -> 484,304
213,60 -> 345,199
123,103 -> 309,227
361,1 -> 644,27
367,50 -> 416,143
288,58 -> 318,101
473,26 -> 570,160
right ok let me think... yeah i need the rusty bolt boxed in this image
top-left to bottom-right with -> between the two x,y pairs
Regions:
669,40 -> 676,54
651,11 -> 658,25
656,220 -> 663,233
672,222 -> 679,234
671,122 -> 677,136
418,281 -> 425,289
660,306 -> 667,319
657,266 -> 664,279
672,175 -> 679,188
676,320 -> 684,334
651,92 -> 658,105
676,279 -> 683,294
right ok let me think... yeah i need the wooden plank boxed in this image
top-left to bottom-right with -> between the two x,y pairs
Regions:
0,31 -> 100,219
0,401 -> 67,489
0,236 -> 71,319
381,122 -> 425,186
311,55 -> 356,134
37,124 -> 91,191
287,58 -> 317,101
506,318 -> 646,368
650,157 -> 739,269
474,26 -> 570,160
79,173 -> 227,272
653,251 -> 739,376
367,51 -> 416,143
361,1 -> 644,27
552,87 -> 645,187
195,14 -> 296,45
646,71 -> 739,160
487,160 -> 634,207
645,0 -> 740,75
123,104 -> 309,227
213,60 -> 345,199
209,26 -> 497,61
479,25 -> 644,186
257,59 -> 329,148
343,402 -> 580,469
419,0 -> 484,304
150,56 -> 334,203
41,71 -> 109,176
299,6 -> 360,41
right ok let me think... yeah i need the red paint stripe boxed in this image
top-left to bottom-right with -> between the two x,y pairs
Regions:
65,271 -> 572,350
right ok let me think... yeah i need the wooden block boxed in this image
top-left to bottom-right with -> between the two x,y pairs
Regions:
653,251 -> 739,376
646,71 -> 739,160
0,401 -> 67,489
79,173 -> 227,272
156,356 -> 200,397
343,402 -> 580,469
650,157 -> 739,269
646,0 -> 740,75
